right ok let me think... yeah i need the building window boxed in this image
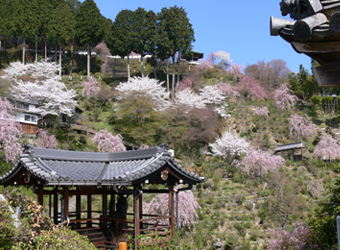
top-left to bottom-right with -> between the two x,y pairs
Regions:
24,115 -> 37,122
16,102 -> 29,110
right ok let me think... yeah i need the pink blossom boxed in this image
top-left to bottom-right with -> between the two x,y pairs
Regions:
0,98 -> 22,164
175,77 -> 193,93
267,221 -> 314,250
240,148 -> 285,178
195,59 -> 214,72
314,133 -> 340,161
36,129 -> 58,149
93,42 -> 111,56
228,63 -> 243,79
275,83 -> 299,110
217,82 -> 240,99
236,76 -> 267,100
81,77 -> 101,99
254,106 -> 269,117
92,129 -> 126,153
288,114 -> 313,138
143,188 -> 200,230
140,143 -> 149,149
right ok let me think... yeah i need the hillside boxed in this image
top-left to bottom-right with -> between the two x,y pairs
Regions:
1,57 -> 340,249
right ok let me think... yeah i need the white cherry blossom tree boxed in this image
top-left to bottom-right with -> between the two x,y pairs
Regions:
208,132 -> 250,166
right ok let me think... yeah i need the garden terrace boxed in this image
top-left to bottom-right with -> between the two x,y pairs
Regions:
0,144 -> 203,249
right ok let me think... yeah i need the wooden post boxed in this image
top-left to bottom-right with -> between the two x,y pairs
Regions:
64,186 -> 69,222
49,194 -> 52,217
76,193 -> 81,229
139,190 -> 143,232
54,187 -> 58,224
37,185 -> 44,206
169,185 -> 174,237
134,186 -> 140,248
87,195 -> 92,228
102,187 -> 108,230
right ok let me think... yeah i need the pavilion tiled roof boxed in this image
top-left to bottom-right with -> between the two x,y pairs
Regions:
0,144 -> 202,186
274,142 -> 306,152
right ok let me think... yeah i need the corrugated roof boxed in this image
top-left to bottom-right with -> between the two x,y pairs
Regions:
0,144 -> 202,186
274,142 -> 306,152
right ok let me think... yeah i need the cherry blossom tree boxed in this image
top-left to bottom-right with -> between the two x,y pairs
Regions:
3,61 -> 61,80
288,114 -> 313,139
208,132 -> 250,166
3,61 -> 77,117
93,42 -> 111,56
314,133 -> 340,161
217,82 -> 240,99
174,88 -> 206,110
81,77 -> 101,99
175,77 -> 193,93
0,98 -> 22,164
143,188 -> 200,230
267,221 -> 315,250
240,148 -> 285,178
116,76 -> 169,111
228,63 -> 243,81
36,129 -> 58,149
254,106 -> 269,117
213,50 -> 232,70
199,85 -> 225,105
195,59 -> 214,72
236,76 -> 267,100
92,129 -> 126,153
274,83 -> 299,110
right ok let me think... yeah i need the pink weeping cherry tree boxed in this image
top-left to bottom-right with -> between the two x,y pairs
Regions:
143,188 -> 200,230
36,129 -> 58,149
217,82 -> 240,99
0,98 -> 22,164
274,83 -> 299,110
240,148 -> 285,178
288,114 -> 313,139
92,129 -> 126,153
236,76 -> 267,101
175,77 -> 193,93
81,76 -> 101,99
254,106 -> 269,117
314,133 -> 340,161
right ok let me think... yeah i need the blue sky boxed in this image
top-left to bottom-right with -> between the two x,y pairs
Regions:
93,0 -> 312,73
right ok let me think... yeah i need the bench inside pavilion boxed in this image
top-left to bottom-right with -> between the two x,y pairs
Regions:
0,144 -> 203,249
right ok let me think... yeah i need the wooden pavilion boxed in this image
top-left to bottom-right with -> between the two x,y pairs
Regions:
0,144 -> 203,249
274,142 -> 307,161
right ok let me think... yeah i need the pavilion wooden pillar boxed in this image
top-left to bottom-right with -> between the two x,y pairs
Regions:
76,190 -> 81,229
37,185 -> 44,206
134,185 -> 141,247
102,187 -> 108,230
168,185 -> 175,237
53,187 -> 59,224
62,186 -> 69,222
87,195 -> 92,228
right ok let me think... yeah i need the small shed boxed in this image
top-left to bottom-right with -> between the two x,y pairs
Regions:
274,142 -> 307,161
0,144 -> 203,249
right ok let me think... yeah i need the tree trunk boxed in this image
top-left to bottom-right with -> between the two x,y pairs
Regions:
141,54 -> 144,77
166,59 -> 169,92
127,54 -> 130,80
172,55 -> 176,99
59,44 -> 62,77
45,39 -> 47,62
55,44 -> 57,64
35,35 -> 38,62
177,50 -> 181,84
0,35 -> 2,69
87,43 -> 91,79
71,40 -> 74,75
22,35 -> 25,64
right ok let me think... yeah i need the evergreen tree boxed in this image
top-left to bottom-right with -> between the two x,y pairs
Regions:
75,0 -> 104,78
157,6 -> 195,98
106,9 -> 135,79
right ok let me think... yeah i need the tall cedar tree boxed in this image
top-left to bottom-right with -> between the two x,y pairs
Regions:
106,9 -> 135,79
157,6 -> 195,98
133,8 -> 157,77
48,1 -> 75,76
75,0 -> 104,78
